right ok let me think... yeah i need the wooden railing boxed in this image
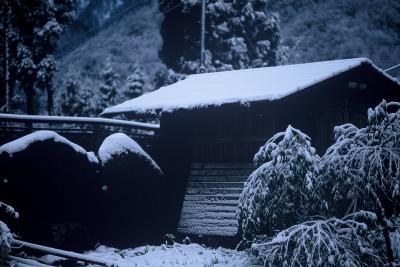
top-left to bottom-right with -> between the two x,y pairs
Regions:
0,113 -> 159,130
0,113 -> 160,154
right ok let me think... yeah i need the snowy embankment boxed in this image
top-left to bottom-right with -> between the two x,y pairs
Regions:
83,243 -> 258,267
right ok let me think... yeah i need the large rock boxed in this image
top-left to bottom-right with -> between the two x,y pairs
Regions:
96,133 -> 163,247
0,130 -> 99,250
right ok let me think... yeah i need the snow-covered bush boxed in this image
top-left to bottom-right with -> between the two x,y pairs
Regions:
391,217 -> 400,261
0,131 -> 99,249
0,201 -> 17,260
237,126 -> 320,239
315,100 -> 400,262
0,221 -> 13,259
317,100 -> 400,217
96,133 -> 163,247
98,133 -> 162,174
252,217 -> 383,266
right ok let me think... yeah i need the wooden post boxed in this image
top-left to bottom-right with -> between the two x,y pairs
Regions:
199,0 -> 206,73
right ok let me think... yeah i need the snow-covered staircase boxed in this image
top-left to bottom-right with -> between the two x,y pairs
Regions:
177,163 -> 253,237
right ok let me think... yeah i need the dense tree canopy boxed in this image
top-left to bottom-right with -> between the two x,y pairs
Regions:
160,0 -> 286,74
0,0 -> 77,114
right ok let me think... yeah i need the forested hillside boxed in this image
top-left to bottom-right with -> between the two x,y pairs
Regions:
269,0 -> 400,77
53,0 -> 167,116
3,0 -> 399,115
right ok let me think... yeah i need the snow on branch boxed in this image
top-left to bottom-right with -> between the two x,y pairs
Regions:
0,202 -> 18,219
0,221 -> 13,259
318,100 -> 400,217
237,125 -> 320,239
251,218 -> 384,266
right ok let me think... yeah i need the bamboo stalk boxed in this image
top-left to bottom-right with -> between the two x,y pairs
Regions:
7,255 -> 55,267
13,240 -> 117,267
4,260 -> 34,267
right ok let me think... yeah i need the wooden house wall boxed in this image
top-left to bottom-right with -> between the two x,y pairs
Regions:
161,63 -> 400,164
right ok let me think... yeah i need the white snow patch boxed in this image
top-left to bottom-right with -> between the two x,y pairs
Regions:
102,58 -> 395,115
98,133 -> 162,173
85,243 -> 257,267
0,130 -> 98,164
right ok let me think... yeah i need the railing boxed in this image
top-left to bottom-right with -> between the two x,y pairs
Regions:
0,113 -> 159,130
0,113 -> 160,154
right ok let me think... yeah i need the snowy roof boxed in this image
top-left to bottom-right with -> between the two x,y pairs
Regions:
102,58 -> 397,116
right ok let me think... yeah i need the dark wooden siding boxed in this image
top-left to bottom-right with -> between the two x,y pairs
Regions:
177,163 -> 253,236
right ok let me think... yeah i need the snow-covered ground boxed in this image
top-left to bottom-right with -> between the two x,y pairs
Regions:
83,243 -> 259,267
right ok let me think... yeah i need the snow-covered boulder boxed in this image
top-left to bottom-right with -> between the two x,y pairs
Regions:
96,133 -> 163,247
0,130 -> 99,250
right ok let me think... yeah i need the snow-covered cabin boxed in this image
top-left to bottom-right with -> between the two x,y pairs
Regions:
102,58 -> 400,239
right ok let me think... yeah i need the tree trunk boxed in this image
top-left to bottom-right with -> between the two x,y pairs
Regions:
47,87 -> 53,115
2,0 -> 9,112
370,189 -> 395,263
25,84 -> 34,115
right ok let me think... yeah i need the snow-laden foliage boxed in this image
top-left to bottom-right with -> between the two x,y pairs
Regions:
391,217 -> 400,260
0,221 -> 13,259
176,0 -> 286,74
237,125 -> 320,239
313,100 -> 400,263
251,217 -> 383,267
54,1 -> 166,116
60,72 -> 96,116
124,67 -> 147,100
0,201 -> 19,220
317,100 -> 400,218
1,0 -> 77,114
0,201 -> 17,260
99,63 -> 119,111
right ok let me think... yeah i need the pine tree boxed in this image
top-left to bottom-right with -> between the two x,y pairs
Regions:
237,125 -> 320,240
99,63 -> 119,111
0,0 -> 77,114
177,0 -> 285,73
154,68 -> 186,88
61,77 -> 80,116
124,68 -> 146,99
60,72 -> 96,117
